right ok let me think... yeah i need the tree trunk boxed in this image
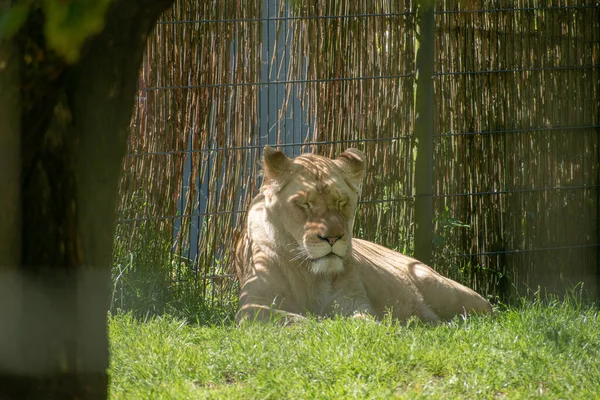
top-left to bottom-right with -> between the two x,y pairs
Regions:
0,1 -> 174,398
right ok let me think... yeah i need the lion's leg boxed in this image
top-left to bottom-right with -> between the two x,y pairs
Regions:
236,304 -> 306,326
325,295 -> 375,319
416,303 -> 441,323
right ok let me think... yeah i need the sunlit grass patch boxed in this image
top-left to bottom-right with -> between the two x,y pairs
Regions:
110,298 -> 599,399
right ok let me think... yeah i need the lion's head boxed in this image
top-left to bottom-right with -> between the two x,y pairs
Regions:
256,146 -> 366,275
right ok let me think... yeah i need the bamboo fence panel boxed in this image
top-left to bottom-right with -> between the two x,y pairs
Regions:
434,0 -> 599,299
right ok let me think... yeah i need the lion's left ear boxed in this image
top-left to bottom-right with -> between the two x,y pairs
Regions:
336,148 -> 366,190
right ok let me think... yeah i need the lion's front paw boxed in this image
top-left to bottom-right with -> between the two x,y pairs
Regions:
351,311 -> 376,321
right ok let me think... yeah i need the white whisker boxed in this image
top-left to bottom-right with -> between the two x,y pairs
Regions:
291,248 -> 309,262
288,243 -> 310,263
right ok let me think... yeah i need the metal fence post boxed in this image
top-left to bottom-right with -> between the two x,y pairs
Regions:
413,0 -> 435,265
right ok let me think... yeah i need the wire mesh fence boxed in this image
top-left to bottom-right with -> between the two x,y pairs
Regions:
112,0 -> 599,318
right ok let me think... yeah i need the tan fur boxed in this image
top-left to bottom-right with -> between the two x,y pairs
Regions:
235,147 -> 492,324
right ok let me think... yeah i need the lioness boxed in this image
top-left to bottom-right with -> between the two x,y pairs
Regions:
235,146 -> 492,324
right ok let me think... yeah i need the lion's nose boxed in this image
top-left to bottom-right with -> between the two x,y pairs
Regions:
318,235 -> 342,246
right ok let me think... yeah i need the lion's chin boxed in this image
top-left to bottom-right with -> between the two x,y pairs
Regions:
310,254 -> 344,275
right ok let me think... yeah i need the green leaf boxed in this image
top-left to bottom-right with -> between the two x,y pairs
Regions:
43,0 -> 112,63
0,1 -> 31,39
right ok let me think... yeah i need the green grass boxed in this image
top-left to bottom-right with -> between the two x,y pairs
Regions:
110,298 -> 600,399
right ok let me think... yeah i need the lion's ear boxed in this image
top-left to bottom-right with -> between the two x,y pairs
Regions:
263,146 -> 291,181
337,148 -> 366,188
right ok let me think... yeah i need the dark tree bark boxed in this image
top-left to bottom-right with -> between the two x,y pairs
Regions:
0,0 -> 174,398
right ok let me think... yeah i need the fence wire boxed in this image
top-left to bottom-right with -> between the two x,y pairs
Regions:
112,0 -> 600,316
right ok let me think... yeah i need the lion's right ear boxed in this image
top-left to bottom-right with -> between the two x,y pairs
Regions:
263,146 -> 291,181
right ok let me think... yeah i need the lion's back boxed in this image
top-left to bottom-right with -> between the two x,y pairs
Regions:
350,238 -> 492,319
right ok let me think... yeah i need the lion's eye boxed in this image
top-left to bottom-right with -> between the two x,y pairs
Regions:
337,200 -> 347,209
297,202 -> 311,210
